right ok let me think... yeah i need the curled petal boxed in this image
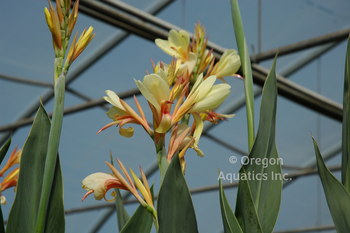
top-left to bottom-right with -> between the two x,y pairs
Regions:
81,172 -> 120,201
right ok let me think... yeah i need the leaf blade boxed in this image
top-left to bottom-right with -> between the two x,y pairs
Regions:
219,172 -> 243,233
313,136 -> 350,232
235,55 -> 282,233
157,153 -> 198,233
119,204 -> 153,233
342,36 -> 350,191
6,104 -> 65,233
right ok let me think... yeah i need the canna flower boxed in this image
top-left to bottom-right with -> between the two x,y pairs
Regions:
82,159 -> 156,220
155,29 -> 196,64
207,49 -> 241,82
171,74 -> 231,128
98,90 -> 153,138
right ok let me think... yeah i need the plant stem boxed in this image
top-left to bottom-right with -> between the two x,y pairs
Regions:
230,0 -> 255,151
35,72 -> 65,233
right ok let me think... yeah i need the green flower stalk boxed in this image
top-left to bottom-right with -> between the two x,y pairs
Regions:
36,1 -> 94,232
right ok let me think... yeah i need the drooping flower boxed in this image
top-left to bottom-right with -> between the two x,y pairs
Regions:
81,158 -> 156,219
98,90 -> 153,138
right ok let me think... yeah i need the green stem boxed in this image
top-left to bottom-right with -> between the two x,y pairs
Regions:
35,72 -> 66,233
230,0 -> 255,151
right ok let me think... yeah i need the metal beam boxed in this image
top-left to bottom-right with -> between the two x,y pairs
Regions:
78,0 -> 345,123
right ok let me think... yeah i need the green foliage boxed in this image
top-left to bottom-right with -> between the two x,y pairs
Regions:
236,167 -> 263,233
157,153 -> 198,233
312,36 -> 350,233
119,204 -> 153,233
6,104 -> 65,233
219,173 -> 243,233
230,0 -> 255,150
234,56 -> 281,233
342,36 -> 350,192
313,137 -> 350,232
219,55 -> 281,233
114,188 -> 130,232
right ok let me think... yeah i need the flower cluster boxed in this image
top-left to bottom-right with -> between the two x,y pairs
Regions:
98,24 -> 240,165
0,147 -> 22,205
82,23 -> 241,217
44,0 -> 95,75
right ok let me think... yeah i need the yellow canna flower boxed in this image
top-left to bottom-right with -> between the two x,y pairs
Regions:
208,49 -> 241,82
172,74 -> 231,124
155,29 -> 196,64
98,90 -> 153,138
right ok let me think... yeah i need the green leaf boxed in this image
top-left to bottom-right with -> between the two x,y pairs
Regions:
313,136 -> 350,232
0,137 -> 11,233
342,36 -> 350,192
0,137 -> 11,166
6,104 -> 65,233
230,0 -> 255,150
235,56 -> 282,233
157,152 -> 198,233
219,172 -> 243,233
236,167 -> 263,233
119,204 -> 153,233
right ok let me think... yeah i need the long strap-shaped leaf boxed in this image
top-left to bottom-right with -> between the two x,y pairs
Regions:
219,172 -> 243,233
313,137 -> 350,232
342,36 -> 350,191
6,104 -> 65,233
157,152 -> 198,233
0,137 -> 11,233
235,56 -> 282,233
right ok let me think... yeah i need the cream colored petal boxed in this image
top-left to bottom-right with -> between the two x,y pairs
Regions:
119,127 -> 134,138
104,90 -> 126,111
82,172 -> 115,201
218,113 -> 236,118
106,106 -> 128,120
195,75 -> 217,102
168,29 -> 187,51
142,74 -> 170,106
179,30 -> 190,47
215,52 -> 241,77
189,73 -> 204,97
156,68 -> 168,85
191,83 -> 231,112
192,113 -> 203,143
155,112 -> 172,133
134,78 -> 161,112
155,39 -> 176,57
178,52 -> 197,75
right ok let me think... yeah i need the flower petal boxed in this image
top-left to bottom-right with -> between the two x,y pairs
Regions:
191,83 -> 231,112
